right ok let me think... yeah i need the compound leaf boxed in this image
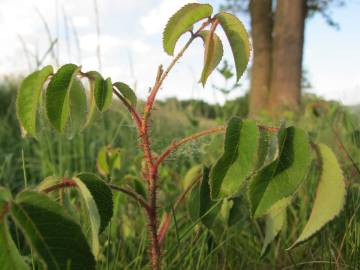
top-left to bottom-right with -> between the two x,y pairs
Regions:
11,191 -> 95,270
163,3 -> 213,56
210,117 -> 258,199
16,65 -> 53,137
46,64 -> 79,131
215,12 -> 251,82
249,127 -> 311,218
289,144 -> 345,248
198,30 -> 223,86
113,82 -> 137,106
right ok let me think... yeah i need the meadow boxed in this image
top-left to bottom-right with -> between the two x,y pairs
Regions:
0,76 -> 359,269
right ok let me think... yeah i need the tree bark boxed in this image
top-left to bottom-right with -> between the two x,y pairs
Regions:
268,0 -> 306,115
248,0 -> 273,117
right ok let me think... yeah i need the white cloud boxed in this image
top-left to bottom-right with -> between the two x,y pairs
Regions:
140,0 -> 198,35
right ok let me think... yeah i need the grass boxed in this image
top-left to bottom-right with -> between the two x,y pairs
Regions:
0,78 -> 359,269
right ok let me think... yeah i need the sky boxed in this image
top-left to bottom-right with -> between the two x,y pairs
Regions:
0,0 -> 359,105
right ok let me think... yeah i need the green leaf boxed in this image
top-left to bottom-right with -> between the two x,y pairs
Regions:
96,146 -> 121,176
261,208 -> 286,257
46,64 -> 79,131
163,3 -> 213,56
210,117 -> 259,199
255,128 -> 279,170
289,144 -> 346,248
249,127 -> 311,218
134,179 -> 147,200
94,77 -> 113,112
0,187 -> 12,202
260,197 -> 291,256
0,188 -> 26,270
73,177 -> 100,257
76,173 -> 113,233
215,12 -> 251,82
0,217 -> 28,270
84,71 -> 102,127
200,167 -> 220,227
68,79 -> 88,137
113,82 -> 137,106
182,165 -> 202,190
188,167 -> 220,228
227,196 -> 242,226
16,65 -> 53,137
198,30 -> 223,86
10,191 -> 95,270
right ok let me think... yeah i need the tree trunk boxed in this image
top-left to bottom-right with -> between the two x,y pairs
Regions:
248,0 -> 273,117
268,0 -> 306,115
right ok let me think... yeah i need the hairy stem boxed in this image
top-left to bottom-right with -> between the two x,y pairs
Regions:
154,126 -> 225,172
42,178 -> 77,193
139,19 -> 212,270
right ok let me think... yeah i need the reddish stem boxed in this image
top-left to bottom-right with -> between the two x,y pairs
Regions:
42,178 -> 77,193
153,126 -> 225,174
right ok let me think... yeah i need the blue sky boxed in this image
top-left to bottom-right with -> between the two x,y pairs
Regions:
0,0 -> 359,105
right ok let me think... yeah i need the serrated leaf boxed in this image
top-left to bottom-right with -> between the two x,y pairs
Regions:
198,30 -> 223,86
289,144 -> 346,248
113,82 -> 137,106
10,191 -> 95,270
16,65 -> 53,137
46,64 -> 79,131
163,3 -> 213,56
249,127 -> 311,218
68,79 -> 87,137
95,77 -> 113,112
215,12 -> 251,82
210,117 -> 258,199
76,173 -> 113,233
